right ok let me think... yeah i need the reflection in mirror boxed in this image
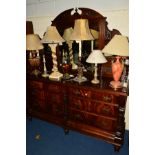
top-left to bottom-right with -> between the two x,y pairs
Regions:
62,27 -> 78,69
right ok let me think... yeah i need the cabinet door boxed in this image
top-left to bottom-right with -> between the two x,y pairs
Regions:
46,83 -> 65,118
27,81 -> 46,112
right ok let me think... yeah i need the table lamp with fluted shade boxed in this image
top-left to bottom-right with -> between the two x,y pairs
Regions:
86,50 -> 107,84
26,34 -> 43,76
41,26 -> 65,81
70,19 -> 94,83
102,35 -> 129,90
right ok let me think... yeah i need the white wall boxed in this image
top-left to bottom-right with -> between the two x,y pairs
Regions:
26,0 -> 129,130
26,0 -> 129,37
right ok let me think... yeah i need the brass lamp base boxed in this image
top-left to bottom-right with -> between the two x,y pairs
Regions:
49,71 -> 63,81
31,69 -> 41,76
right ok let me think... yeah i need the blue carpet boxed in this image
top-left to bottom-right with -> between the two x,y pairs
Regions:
26,118 -> 129,155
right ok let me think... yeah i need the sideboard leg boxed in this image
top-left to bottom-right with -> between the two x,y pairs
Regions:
28,116 -> 32,121
64,128 -> 69,135
114,145 -> 121,152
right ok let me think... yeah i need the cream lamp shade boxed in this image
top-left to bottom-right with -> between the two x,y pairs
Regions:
102,35 -> 129,56
86,50 -> 107,84
41,26 -> 65,43
70,19 -> 94,41
26,34 -> 43,50
86,50 -> 107,64
41,26 -> 64,81
63,27 -> 74,42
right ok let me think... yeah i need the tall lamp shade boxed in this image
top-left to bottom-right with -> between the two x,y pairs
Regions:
70,19 -> 94,41
102,35 -> 129,90
86,50 -> 107,84
70,19 -> 94,58
41,26 -> 65,81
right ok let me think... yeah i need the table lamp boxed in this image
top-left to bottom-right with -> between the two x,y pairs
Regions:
63,27 -> 77,69
41,26 -> 65,81
86,50 -> 107,84
102,35 -> 129,90
70,19 -> 94,83
26,34 -> 43,76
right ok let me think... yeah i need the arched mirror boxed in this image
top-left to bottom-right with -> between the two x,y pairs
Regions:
45,8 -> 121,77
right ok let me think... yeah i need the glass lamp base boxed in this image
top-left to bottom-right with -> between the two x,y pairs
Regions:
110,81 -> 122,90
63,73 -> 71,80
73,76 -> 87,83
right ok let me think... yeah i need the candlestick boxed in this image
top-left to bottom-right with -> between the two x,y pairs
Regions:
91,40 -> 94,51
42,55 -> 49,78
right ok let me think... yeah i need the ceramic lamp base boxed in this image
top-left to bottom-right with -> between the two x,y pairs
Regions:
49,71 -> 63,81
72,63 -> 78,70
91,79 -> 99,84
110,81 -> 122,90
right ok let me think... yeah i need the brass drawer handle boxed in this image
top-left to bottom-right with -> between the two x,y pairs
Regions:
103,96 -> 112,102
75,114 -> 81,119
74,90 -> 81,95
55,107 -> 60,112
102,107 -> 110,114
75,103 -> 81,109
84,93 -> 88,96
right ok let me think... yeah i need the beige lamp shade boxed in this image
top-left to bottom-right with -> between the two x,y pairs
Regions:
86,50 -> 107,64
26,34 -> 43,50
102,35 -> 129,56
41,26 -> 65,44
90,29 -> 99,39
70,19 -> 94,41
63,27 -> 73,42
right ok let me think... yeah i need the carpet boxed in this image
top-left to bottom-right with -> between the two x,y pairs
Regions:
26,118 -> 129,155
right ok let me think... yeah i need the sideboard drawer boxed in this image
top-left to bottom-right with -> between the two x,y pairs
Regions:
68,97 -> 118,117
68,97 -> 85,111
47,93 -> 63,104
91,92 -> 116,103
68,108 -> 117,131
29,89 -> 45,100
69,87 -> 91,98
94,101 -> 118,117
31,98 -> 46,112
47,84 -> 62,93
27,81 -> 43,89
91,115 -> 117,131
52,104 -> 64,117
68,109 -> 88,124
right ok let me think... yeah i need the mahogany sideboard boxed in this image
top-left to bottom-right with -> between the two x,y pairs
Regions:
26,75 -> 128,151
